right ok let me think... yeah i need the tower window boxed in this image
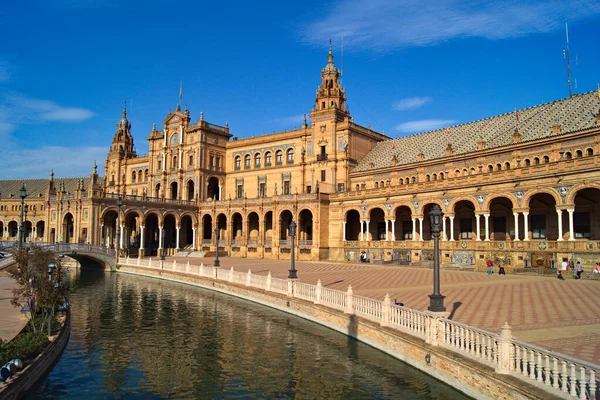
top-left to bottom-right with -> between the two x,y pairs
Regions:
320,170 -> 326,182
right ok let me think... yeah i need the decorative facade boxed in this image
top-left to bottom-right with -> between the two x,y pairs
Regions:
1,47 -> 600,271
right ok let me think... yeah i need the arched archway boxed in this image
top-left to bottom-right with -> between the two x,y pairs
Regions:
101,210 -> 118,248
298,209 -> 313,243
123,211 -> 141,256
0,221 -> 4,238
264,211 -> 273,245
345,210 -> 360,241
216,213 -> 227,242
528,193 -> 558,240
62,213 -> 74,243
143,213 -> 160,256
368,208 -> 385,241
8,221 -> 18,238
207,177 -> 220,200
180,215 -> 194,249
247,212 -> 259,243
453,200 -> 476,240
279,210 -> 293,241
573,188 -> 600,240
393,206 -> 413,241
170,182 -> 178,200
186,180 -> 195,201
163,214 -> 177,251
489,197 -> 514,241
202,214 -> 213,244
154,183 -> 161,198
231,213 -> 243,242
36,221 -> 45,240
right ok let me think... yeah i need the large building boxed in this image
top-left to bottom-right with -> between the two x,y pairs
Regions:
1,47 -> 600,271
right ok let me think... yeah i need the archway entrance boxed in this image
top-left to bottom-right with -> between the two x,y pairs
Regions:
207,177 -> 220,200
345,210 -> 360,241
63,213 -> 74,243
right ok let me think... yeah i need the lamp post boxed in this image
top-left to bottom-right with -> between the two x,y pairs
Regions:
428,205 -> 445,312
47,262 -> 57,336
116,196 -> 123,260
213,226 -> 220,267
288,220 -> 297,279
18,184 -> 27,248
23,205 -> 29,245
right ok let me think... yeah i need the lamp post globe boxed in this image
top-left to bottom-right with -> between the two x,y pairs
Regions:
288,220 -> 297,279
213,226 -> 220,267
428,204 -> 446,312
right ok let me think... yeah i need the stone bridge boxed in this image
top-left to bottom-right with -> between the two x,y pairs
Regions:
0,242 -> 117,270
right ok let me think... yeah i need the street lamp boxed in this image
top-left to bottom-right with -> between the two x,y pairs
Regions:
116,195 -> 123,259
288,220 -> 297,279
428,204 -> 445,312
23,205 -> 29,245
18,184 -> 27,248
47,263 -> 57,336
213,226 -> 220,267
160,224 -> 166,260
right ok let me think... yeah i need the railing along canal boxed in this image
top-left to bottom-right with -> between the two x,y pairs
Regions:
119,256 -> 599,399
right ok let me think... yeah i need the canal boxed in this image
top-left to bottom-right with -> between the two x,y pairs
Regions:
28,268 -> 470,399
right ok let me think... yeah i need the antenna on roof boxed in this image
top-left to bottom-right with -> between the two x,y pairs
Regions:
563,23 -> 573,98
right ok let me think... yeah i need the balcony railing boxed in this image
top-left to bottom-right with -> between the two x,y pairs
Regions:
317,154 -> 328,161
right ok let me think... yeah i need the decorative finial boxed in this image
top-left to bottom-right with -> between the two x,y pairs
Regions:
176,103 -> 180,112
49,169 -> 54,181
329,38 -> 332,54
226,121 -> 229,127
123,101 -> 127,117
200,111 -> 204,121
92,161 -> 97,175
303,114 -> 307,127
152,123 -> 157,131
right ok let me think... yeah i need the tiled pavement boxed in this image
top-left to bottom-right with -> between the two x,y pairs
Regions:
0,271 -> 24,342
170,256 -> 600,364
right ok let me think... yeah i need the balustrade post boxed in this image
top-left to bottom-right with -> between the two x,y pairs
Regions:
496,322 -> 513,374
159,259 -> 164,275
287,280 -> 294,297
229,267 -> 234,283
246,269 -> 252,286
381,294 -> 391,327
266,272 -> 272,291
172,260 -> 177,271
199,262 -> 204,277
345,285 -> 354,314
315,279 -> 322,304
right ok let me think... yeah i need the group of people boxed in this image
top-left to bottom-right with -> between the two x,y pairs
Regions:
486,259 -> 506,275
557,260 -> 600,280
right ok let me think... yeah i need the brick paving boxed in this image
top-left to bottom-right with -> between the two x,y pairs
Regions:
170,255 -> 600,364
0,271 -> 24,342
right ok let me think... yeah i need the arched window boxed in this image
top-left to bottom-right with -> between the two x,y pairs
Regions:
543,155 -> 550,164
138,170 -> 143,182
399,178 -> 404,185
405,177 -> 410,184
533,157 -> 540,165
470,168 -> 476,175
426,174 -> 430,182
455,169 -> 460,176
234,156 -> 241,169
488,165 -> 493,173
265,152 -> 272,166
286,148 -> 294,164
586,148 -> 594,156
496,163 -> 502,171
144,169 -> 149,182
275,150 -> 283,165
244,155 -> 251,169
439,172 -> 445,180
463,169 -> 468,176
132,171 -> 136,182
411,176 -> 417,183
565,152 -> 572,160
173,155 -> 177,168
524,159 -> 531,167
576,150 -> 583,158
375,182 -> 379,188
254,153 -> 261,167
504,162 -> 511,170
356,184 -> 360,191
432,173 -> 437,181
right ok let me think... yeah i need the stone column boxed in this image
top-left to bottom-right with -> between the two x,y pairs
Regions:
192,227 -> 196,250
385,220 -> 389,241
412,218 -> 417,241
365,220 -> 370,241
391,219 -> 396,241
523,211 -> 530,241
218,184 -> 222,200
567,208 -> 575,241
418,217 -> 423,241
119,224 -> 124,249
484,213 -> 490,241
475,214 -> 481,241
175,225 -> 180,250
442,216 -> 447,241
556,209 -> 564,241
449,216 -> 455,241
360,221 -> 364,241
139,225 -> 145,257
343,221 -> 346,241
158,225 -> 163,250
513,212 -> 520,241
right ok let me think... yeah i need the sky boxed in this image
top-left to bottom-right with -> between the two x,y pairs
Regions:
1,0 -> 599,179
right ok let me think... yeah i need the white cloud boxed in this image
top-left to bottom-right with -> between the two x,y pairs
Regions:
393,96 -> 432,111
7,94 -> 95,123
302,0 -> 600,51
0,144 -> 106,179
395,119 -> 457,133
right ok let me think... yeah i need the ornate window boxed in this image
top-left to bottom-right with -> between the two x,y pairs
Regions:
286,148 -> 294,164
234,156 -> 241,170
265,152 -> 272,166
254,153 -> 261,167
275,150 -> 283,165
244,155 -> 251,169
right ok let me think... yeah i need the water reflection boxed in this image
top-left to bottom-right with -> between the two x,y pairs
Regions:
28,269 -> 470,399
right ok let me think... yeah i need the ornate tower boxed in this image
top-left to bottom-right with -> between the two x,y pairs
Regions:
105,103 -> 137,193
314,42 -> 348,117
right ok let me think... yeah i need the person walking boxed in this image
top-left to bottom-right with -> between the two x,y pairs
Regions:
560,260 -> 568,280
486,258 -> 494,275
498,260 -> 506,275
576,261 -> 583,280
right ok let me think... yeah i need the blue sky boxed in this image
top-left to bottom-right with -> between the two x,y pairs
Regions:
1,0 -> 599,179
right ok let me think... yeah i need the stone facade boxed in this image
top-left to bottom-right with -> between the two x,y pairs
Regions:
1,47 -> 600,269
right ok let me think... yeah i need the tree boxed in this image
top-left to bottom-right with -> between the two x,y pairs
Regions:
9,247 -> 70,336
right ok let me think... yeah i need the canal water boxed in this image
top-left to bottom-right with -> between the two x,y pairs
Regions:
28,268 -> 470,399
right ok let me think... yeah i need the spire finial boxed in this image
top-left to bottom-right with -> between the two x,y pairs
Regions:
92,161 -> 97,175
49,169 -> 54,181
329,38 -> 332,54
123,101 -> 127,118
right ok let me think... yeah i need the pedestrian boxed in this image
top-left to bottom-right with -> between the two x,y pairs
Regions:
560,260 -> 568,280
595,263 -> 600,274
486,258 -> 494,275
498,260 -> 506,275
576,261 -> 583,280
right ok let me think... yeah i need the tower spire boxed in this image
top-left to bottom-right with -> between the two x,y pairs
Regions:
123,101 -> 127,118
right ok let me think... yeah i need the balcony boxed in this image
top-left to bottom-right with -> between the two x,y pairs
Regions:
317,154 -> 328,161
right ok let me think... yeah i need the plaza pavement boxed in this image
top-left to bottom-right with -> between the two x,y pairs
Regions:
170,256 -> 600,365
0,270 -> 24,342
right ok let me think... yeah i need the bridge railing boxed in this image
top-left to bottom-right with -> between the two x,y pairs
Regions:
117,256 -> 599,400
0,241 -> 116,258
